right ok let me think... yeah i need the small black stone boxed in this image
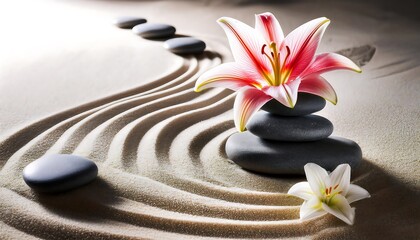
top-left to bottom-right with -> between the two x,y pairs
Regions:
247,111 -> 333,141
163,37 -> 206,55
113,17 -> 147,29
23,154 -> 98,193
132,23 -> 176,38
262,93 -> 326,116
225,132 -> 362,175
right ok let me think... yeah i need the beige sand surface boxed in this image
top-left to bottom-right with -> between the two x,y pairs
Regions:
0,0 -> 419,239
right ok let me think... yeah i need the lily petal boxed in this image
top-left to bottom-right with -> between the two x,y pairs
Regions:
304,163 -> 330,198
194,63 -> 264,92
300,196 -> 327,221
288,182 -> 314,201
234,87 -> 272,132
329,164 -> 351,195
299,74 -> 337,104
255,12 -> 284,44
262,78 -> 301,108
218,17 -> 271,80
322,194 -> 355,225
282,17 -> 330,81
302,52 -> 362,78
346,184 -> 370,204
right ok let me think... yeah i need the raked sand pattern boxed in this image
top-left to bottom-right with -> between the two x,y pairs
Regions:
0,1 -> 419,239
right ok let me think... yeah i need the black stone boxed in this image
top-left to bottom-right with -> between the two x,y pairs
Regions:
225,132 -> 362,175
23,154 -> 98,193
247,111 -> 333,141
163,37 -> 206,55
132,23 -> 176,38
113,17 -> 147,29
262,93 -> 326,116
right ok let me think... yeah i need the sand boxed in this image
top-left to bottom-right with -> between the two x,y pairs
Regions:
0,0 -> 419,239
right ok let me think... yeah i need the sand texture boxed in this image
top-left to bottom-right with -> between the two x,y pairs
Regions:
0,0 -> 419,239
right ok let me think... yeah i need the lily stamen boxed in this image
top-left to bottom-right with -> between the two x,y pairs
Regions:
261,41 -> 284,86
260,44 -> 277,85
280,46 -> 291,84
261,44 -> 266,54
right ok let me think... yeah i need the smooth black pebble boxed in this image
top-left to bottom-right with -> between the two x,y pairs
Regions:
163,37 -> 206,54
113,16 -> 147,29
225,131 -> 362,175
23,154 -> 98,193
262,93 -> 326,116
247,111 -> 333,141
132,23 -> 176,38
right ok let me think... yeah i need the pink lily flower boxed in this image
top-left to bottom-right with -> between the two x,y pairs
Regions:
194,13 -> 361,132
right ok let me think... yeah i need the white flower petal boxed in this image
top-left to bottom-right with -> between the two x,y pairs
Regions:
346,184 -> 371,204
282,17 -> 330,81
322,194 -> 355,225
284,78 -> 301,107
217,17 -> 271,80
301,52 -> 362,78
255,12 -> 284,44
233,87 -> 272,132
262,78 -> 301,108
300,196 -> 326,221
287,182 -> 314,201
299,74 -> 338,105
304,163 -> 330,198
195,63 -> 264,92
329,164 -> 351,195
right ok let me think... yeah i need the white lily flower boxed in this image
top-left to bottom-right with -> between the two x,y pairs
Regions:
288,163 -> 370,225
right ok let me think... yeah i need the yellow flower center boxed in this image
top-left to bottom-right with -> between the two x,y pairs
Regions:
261,42 -> 291,86
323,184 -> 343,205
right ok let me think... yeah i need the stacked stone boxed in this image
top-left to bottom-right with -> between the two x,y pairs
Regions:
225,93 -> 362,175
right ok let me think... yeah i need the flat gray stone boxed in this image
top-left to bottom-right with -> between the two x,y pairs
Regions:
225,132 -> 362,175
262,93 -> 326,116
163,37 -> 206,54
247,111 -> 333,141
113,16 -> 147,29
23,154 -> 98,193
132,23 -> 176,38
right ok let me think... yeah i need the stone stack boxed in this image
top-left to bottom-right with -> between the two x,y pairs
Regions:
225,93 -> 362,175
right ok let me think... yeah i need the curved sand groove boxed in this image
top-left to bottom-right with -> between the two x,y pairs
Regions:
147,92 -> 235,165
0,189 -> 320,239
45,56 -> 201,155
370,44 -> 420,79
48,53 -> 220,155
104,88 -> 231,170
50,56 -> 219,160
95,168 -> 301,221
75,88 -> 207,162
140,111 -> 302,205
0,56 -> 191,168
0,55 -> 199,180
